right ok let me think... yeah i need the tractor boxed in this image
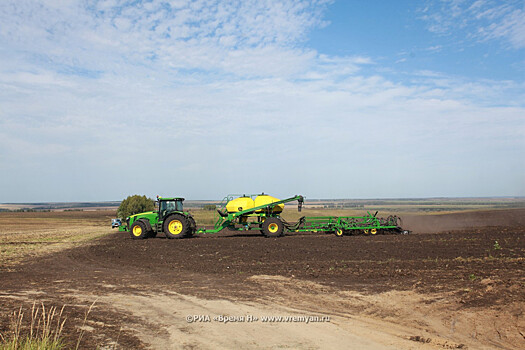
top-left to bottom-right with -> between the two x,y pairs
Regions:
118,196 -> 196,239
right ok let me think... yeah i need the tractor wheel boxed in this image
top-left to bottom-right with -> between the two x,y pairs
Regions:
130,220 -> 148,240
262,217 -> 284,238
187,216 -> 197,237
164,214 -> 189,239
140,219 -> 156,238
335,228 -> 344,237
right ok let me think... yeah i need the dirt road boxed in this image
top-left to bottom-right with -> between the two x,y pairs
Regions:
0,209 -> 524,349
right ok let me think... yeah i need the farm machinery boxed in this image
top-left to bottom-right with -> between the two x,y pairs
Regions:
116,194 -> 409,239
118,196 -> 197,239
196,194 -> 304,237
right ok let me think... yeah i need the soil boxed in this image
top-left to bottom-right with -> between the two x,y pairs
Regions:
0,209 -> 524,349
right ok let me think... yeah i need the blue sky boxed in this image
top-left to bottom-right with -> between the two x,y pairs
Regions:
0,0 -> 524,202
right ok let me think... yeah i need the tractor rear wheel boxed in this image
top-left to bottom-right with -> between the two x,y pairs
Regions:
187,216 -> 197,237
130,220 -> 148,240
164,214 -> 190,239
262,217 -> 284,237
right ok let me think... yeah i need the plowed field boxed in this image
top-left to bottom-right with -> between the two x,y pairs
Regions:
1,209 -> 524,349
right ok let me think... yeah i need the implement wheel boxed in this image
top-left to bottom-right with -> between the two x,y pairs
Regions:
130,220 -> 148,240
164,214 -> 189,239
262,217 -> 284,238
335,228 -> 344,237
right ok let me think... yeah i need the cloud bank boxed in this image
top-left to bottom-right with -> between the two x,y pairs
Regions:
0,0 -> 524,201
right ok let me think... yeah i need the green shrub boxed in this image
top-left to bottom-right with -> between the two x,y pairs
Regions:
117,195 -> 155,219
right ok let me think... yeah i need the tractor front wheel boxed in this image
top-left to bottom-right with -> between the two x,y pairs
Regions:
262,217 -> 284,238
130,220 -> 148,240
164,214 -> 189,239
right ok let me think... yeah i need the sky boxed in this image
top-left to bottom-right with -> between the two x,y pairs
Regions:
0,0 -> 524,202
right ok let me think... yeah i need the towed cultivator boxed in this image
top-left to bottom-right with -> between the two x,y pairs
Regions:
199,194 -> 409,237
293,212 -> 408,237
117,193 -> 409,239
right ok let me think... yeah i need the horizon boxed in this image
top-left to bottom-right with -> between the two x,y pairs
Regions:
3,195 -> 525,205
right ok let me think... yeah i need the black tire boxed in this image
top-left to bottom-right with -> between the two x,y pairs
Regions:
188,216 -> 197,237
163,214 -> 190,239
139,219 -> 156,238
130,220 -> 148,240
262,217 -> 284,238
147,226 -> 157,238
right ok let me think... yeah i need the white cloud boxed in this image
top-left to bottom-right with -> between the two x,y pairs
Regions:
420,0 -> 525,49
0,0 -> 334,77
484,7 -> 525,48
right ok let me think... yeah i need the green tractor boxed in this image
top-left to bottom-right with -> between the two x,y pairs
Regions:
118,196 -> 196,239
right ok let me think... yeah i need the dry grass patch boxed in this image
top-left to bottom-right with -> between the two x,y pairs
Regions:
0,211 -> 116,268
0,303 -> 66,350
0,301 -> 99,350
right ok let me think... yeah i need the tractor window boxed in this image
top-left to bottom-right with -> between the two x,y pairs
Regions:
160,200 -> 183,212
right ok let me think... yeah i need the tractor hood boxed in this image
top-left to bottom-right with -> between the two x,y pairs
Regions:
129,211 -> 156,218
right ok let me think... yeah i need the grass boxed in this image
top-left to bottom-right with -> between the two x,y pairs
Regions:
0,301 -> 97,350
74,301 -> 96,350
0,303 -> 66,350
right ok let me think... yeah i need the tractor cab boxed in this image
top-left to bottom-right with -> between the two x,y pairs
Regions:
157,196 -> 185,220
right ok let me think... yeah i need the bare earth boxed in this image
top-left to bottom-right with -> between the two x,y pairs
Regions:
0,209 -> 524,349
